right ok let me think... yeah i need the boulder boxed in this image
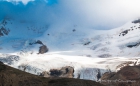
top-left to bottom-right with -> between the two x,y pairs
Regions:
59,66 -> 74,78
39,45 -> 48,54
40,66 -> 74,78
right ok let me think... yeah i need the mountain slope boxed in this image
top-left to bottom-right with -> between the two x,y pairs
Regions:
101,65 -> 140,86
1,18 -> 140,81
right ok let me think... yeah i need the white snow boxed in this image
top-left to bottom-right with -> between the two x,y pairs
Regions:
0,18 -> 140,81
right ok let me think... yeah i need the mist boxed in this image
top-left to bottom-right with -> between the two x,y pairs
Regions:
1,0 -> 140,29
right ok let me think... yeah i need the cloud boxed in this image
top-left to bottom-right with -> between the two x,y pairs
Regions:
1,0 -> 140,29
56,0 -> 140,29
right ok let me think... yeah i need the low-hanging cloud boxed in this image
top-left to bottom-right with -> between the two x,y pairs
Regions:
1,0 -> 140,29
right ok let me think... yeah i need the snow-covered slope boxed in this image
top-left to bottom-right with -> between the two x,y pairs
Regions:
1,18 -> 140,81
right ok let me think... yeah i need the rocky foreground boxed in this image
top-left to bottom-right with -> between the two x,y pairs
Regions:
1,60 -> 140,86
0,62 -> 104,86
101,66 -> 140,86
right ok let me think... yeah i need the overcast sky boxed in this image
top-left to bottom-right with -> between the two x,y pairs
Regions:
0,0 -> 140,29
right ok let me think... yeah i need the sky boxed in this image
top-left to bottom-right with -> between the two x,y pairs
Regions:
0,0 -> 140,29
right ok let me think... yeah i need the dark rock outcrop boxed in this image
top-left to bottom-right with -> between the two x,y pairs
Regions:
0,19 -> 10,37
132,19 -> 140,23
29,40 -> 43,45
0,27 -> 10,37
29,40 -> 49,54
36,40 -> 43,45
84,41 -> 91,45
40,66 -> 74,78
72,29 -> 76,32
119,29 -> 129,36
59,66 -> 74,78
127,42 -> 140,48
39,45 -> 49,54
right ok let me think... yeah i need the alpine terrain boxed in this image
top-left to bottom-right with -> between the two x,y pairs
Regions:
1,17 -> 140,81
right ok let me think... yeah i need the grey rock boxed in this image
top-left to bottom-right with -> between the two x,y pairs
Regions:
40,66 -> 74,78
39,45 -> 48,54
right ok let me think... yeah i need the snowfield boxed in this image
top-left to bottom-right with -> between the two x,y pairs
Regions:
1,18 -> 140,81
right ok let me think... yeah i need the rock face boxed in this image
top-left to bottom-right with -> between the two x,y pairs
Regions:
132,19 -> 140,23
36,40 -> 43,45
40,66 -> 74,78
0,26 -> 10,37
0,19 -> 10,37
28,40 -> 49,54
39,45 -> 49,54
127,42 -> 140,48
29,40 -> 44,45
59,66 -> 74,78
